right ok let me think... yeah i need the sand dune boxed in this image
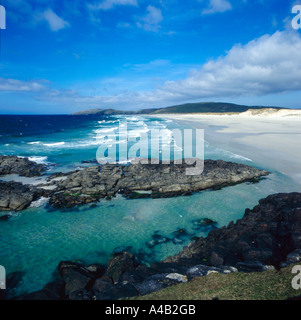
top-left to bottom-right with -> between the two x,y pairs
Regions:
239,108 -> 301,117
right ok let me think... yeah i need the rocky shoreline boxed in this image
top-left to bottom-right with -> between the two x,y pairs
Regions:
2,192 -> 298,300
2,155 -> 299,300
0,156 -> 269,211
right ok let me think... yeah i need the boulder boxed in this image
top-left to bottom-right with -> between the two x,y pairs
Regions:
0,156 -> 46,177
102,252 -> 138,284
93,279 -> 138,300
63,269 -> 91,297
0,181 -> 40,211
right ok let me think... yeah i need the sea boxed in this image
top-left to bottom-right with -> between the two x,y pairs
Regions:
0,114 -> 299,297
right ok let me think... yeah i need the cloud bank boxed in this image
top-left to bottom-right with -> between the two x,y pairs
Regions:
2,30 -> 301,110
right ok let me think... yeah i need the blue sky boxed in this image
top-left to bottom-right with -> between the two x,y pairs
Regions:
0,0 -> 301,114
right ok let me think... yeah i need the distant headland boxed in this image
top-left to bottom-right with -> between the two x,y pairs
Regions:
71,102 -> 287,116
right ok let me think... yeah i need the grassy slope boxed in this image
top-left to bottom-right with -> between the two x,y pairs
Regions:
131,264 -> 300,300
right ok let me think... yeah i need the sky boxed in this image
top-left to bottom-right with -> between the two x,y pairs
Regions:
0,0 -> 301,114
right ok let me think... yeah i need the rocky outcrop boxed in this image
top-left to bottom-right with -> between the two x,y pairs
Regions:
49,159 -> 269,209
19,252 -> 237,300
0,156 -> 46,177
0,181 -> 43,211
164,193 -> 301,269
0,156 -> 269,211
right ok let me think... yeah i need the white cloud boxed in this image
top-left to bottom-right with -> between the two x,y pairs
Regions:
32,8 -> 70,32
202,0 -> 232,15
0,78 -> 47,92
137,5 -> 163,32
161,30 -> 301,99
89,0 -> 138,10
5,30 -> 301,111
41,9 -> 70,31
72,31 -> 301,108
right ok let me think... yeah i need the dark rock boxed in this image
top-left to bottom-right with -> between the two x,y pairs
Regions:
136,249 -> 154,265
164,193 -> 301,269
186,265 -> 224,280
286,249 -> 301,263
63,269 -> 91,297
23,280 -> 65,300
49,192 -> 98,209
5,271 -> 25,299
85,264 -> 106,278
280,249 -> 301,268
103,252 -> 138,284
81,159 -> 98,164
133,279 -> 166,296
58,261 -> 91,278
0,181 -> 41,211
0,156 -> 46,177
93,279 -> 138,300
133,273 -> 180,296
236,262 -> 275,273
69,289 -> 94,301
209,251 -> 224,266
0,214 -> 12,221
49,159 -> 269,209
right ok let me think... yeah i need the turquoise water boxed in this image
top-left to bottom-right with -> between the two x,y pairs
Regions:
0,115 -> 299,297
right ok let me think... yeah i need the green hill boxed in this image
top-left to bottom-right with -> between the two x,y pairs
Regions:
150,102 -> 280,114
72,102 -> 282,116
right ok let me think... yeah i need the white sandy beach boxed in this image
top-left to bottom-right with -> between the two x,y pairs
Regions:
154,109 -> 301,187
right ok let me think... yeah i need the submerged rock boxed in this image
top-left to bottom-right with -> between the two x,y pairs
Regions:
172,228 -> 191,245
146,234 -> 171,249
192,218 -> 217,228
